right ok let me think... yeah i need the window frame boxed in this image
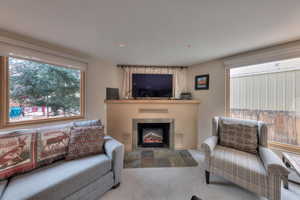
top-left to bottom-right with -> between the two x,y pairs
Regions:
0,56 -> 85,128
225,67 -> 300,153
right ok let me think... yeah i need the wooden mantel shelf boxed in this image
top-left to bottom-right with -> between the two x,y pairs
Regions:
105,99 -> 201,104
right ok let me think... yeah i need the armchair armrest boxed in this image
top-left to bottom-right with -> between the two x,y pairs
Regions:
259,146 -> 289,176
104,136 -> 124,185
201,136 -> 218,155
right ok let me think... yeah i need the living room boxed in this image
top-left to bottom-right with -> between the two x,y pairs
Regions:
0,1 -> 300,200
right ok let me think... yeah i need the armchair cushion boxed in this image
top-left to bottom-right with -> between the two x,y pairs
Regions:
219,118 -> 258,154
211,145 -> 268,196
259,146 -> 289,176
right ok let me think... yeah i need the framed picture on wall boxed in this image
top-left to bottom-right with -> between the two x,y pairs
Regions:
195,74 -> 209,90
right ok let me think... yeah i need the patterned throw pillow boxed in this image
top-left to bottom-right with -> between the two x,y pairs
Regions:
73,120 -> 102,127
66,126 -> 105,160
219,120 -> 258,154
0,131 -> 37,180
36,128 -> 71,167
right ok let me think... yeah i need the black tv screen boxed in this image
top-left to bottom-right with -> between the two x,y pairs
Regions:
132,74 -> 173,98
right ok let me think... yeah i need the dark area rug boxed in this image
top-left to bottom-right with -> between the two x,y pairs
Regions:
124,149 -> 198,168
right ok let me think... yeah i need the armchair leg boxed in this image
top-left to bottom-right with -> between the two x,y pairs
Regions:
112,183 -> 120,189
205,171 -> 210,184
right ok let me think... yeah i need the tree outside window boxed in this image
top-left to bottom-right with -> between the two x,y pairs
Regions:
8,57 -> 82,122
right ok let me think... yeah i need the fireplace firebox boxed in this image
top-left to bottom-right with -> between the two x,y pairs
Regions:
137,123 -> 170,148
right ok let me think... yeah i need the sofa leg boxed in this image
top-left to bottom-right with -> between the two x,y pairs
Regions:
205,171 -> 210,184
112,183 -> 120,189
283,176 -> 289,190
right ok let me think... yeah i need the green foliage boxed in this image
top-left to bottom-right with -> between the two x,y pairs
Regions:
9,57 -> 81,116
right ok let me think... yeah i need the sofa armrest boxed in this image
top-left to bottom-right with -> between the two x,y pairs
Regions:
259,146 -> 289,176
201,136 -> 218,155
104,136 -> 124,185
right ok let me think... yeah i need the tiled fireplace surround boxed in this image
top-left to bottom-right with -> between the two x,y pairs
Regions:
132,118 -> 175,150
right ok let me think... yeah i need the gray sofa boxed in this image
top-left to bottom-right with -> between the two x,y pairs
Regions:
0,122 -> 124,200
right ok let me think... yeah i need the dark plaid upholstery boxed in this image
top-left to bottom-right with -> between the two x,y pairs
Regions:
219,120 -> 258,154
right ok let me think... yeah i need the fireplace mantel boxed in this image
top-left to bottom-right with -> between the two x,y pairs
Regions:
105,99 -> 200,151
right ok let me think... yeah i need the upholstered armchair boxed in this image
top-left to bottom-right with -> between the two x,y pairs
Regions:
202,117 -> 289,200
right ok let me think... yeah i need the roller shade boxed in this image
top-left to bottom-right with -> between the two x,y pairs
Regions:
0,36 -> 88,71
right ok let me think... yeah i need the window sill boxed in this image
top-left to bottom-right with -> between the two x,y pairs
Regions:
269,141 -> 300,154
0,115 -> 85,129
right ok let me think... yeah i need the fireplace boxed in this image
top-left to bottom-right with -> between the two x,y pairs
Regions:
133,118 -> 174,150
138,123 -> 170,148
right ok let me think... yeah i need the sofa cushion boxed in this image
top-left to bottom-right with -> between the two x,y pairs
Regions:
219,117 -> 258,154
2,154 -> 112,200
64,172 -> 114,200
66,126 -> 105,160
0,180 -> 8,198
73,119 -> 102,127
36,126 -> 71,167
0,130 -> 37,180
210,145 -> 268,196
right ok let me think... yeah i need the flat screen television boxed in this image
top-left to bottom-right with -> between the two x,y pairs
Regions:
132,74 -> 173,98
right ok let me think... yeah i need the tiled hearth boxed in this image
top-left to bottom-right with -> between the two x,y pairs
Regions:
124,149 -> 198,168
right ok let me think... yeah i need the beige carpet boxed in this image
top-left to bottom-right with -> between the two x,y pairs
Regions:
102,150 -> 300,200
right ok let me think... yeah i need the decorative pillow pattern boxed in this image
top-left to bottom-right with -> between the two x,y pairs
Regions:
66,126 -> 105,160
0,131 -> 37,180
37,128 -> 71,166
73,120 -> 102,127
219,120 -> 258,154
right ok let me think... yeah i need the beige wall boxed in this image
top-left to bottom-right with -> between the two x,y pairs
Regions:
187,60 -> 226,147
86,59 -> 122,125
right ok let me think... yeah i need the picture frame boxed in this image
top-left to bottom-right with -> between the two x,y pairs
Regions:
195,74 -> 209,90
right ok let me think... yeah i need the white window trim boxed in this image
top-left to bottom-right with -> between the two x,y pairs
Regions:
0,36 -> 88,71
223,40 -> 300,69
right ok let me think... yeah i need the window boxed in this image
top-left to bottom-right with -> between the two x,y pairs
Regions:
228,57 -> 300,152
0,56 -> 85,127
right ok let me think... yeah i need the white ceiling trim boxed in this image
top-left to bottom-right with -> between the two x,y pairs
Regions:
223,40 -> 300,69
0,36 -> 88,70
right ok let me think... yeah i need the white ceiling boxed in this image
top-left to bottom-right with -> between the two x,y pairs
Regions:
1,0 -> 300,66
